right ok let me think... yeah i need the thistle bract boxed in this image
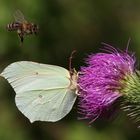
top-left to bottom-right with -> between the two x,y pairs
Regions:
78,45 -> 140,124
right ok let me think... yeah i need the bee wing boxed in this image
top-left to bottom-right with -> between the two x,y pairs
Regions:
14,10 -> 27,23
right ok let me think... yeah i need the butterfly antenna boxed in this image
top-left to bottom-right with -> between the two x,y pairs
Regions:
69,50 -> 76,75
126,37 -> 131,53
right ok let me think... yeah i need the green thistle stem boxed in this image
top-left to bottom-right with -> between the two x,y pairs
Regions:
120,71 -> 140,124
121,71 -> 140,104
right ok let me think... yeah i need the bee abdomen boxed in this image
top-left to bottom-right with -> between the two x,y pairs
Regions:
7,22 -> 20,31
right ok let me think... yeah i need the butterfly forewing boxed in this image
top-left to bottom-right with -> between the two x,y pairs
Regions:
1,61 -> 77,122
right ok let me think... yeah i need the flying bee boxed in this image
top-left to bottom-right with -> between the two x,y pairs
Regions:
7,10 -> 39,45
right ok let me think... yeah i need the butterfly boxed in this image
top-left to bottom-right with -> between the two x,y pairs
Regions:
1,61 -> 78,123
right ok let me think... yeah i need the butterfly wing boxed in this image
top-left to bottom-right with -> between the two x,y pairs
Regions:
1,61 -> 77,122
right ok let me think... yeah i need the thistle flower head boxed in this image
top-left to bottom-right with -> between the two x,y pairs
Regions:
78,45 -> 137,123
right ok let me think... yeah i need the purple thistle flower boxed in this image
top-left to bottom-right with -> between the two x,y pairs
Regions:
78,45 -> 136,123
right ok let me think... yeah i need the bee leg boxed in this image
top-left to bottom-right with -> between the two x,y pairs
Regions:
34,31 -> 37,35
18,33 -> 24,46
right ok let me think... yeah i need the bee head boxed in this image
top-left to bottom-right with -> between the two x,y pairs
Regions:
32,24 -> 39,34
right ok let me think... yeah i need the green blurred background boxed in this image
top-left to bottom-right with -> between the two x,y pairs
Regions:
0,0 -> 140,140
